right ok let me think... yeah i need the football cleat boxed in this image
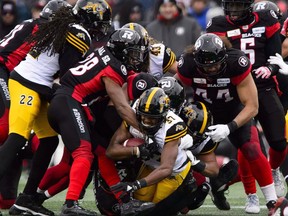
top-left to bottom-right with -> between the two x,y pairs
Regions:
60,201 -> 97,216
245,193 -> 260,214
272,168 -> 286,197
120,199 -> 155,216
211,186 -> 230,210
9,193 -> 54,216
210,159 -> 239,193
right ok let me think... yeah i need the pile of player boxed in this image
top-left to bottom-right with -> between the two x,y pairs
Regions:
0,0 -> 288,216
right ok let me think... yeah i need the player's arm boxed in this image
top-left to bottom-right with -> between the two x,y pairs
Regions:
141,139 -> 179,186
197,151 -> 219,177
168,61 -> 178,74
103,76 -> 139,130
282,38 -> 288,58
106,123 -> 134,160
235,73 -> 259,127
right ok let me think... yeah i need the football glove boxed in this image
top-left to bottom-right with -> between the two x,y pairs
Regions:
110,181 -> 143,194
205,124 -> 230,143
253,66 -> 272,79
268,53 -> 288,75
186,150 -> 206,173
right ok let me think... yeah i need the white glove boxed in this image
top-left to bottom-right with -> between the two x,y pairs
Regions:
205,124 -> 230,143
186,150 -> 201,166
253,66 -> 272,79
268,53 -> 288,75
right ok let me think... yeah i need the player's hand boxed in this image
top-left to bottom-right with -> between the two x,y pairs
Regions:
186,151 -> 201,166
280,17 -> 288,37
268,53 -> 288,75
205,124 -> 230,143
137,142 -> 158,160
253,66 -> 272,79
138,144 -> 150,160
110,181 -> 142,194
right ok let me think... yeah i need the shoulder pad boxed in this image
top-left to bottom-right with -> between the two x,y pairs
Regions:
206,15 -> 227,32
256,10 -> 279,25
165,112 -> 187,143
163,46 -> 176,72
66,24 -> 91,55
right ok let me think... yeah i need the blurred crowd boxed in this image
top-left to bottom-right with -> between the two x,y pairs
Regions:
1,0 -> 287,55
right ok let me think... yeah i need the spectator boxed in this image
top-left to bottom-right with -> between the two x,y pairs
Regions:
30,0 -> 47,19
187,0 -> 210,31
0,0 -> 18,39
113,0 -> 145,29
146,0 -> 201,57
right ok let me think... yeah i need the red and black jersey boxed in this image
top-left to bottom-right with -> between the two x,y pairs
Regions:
59,46 -> 129,104
206,10 -> 281,90
0,19 -> 40,72
177,48 -> 251,112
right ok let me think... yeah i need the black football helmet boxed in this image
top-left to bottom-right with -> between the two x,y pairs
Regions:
194,33 -> 227,79
253,1 -> 282,21
136,87 -> 170,135
222,0 -> 254,25
73,0 -> 112,39
179,101 -> 213,139
121,23 -> 149,72
40,0 -> 71,20
107,28 -> 149,71
158,77 -> 186,114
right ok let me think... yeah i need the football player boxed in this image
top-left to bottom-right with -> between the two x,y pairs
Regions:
121,22 -> 178,79
175,33 -> 286,215
106,87 -> 193,214
6,0 -> 112,215
206,0 -> 287,213
0,0 -> 70,212
46,27 -> 149,216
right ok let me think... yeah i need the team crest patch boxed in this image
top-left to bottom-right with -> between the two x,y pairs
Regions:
121,65 -> 127,75
238,56 -> 248,67
136,80 -> 147,90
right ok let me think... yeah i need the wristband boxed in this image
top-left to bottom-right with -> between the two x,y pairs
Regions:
192,161 -> 206,173
137,179 -> 147,188
227,120 -> 238,133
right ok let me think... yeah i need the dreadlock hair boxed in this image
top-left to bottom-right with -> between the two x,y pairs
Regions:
26,7 -> 79,56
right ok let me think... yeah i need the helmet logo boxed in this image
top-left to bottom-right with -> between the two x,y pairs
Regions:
195,38 -> 202,50
120,30 -> 135,41
213,37 -> 223,48
136,80 -> 147,90
178,56 -> 184,67
270,10 -> 278,19
238,56 -> 248,67
121,65 -> 127,75
158,95 -> 170,114
184,107 -> 196,127
84,2 -> 104,20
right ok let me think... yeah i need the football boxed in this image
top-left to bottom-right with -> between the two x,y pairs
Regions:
123,138 -> 145,147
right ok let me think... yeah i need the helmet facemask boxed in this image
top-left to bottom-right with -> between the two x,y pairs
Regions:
136,87 -> 170,136
125,45 -> 149,72
222,0 -> 254,25
194,33 -> 228,79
